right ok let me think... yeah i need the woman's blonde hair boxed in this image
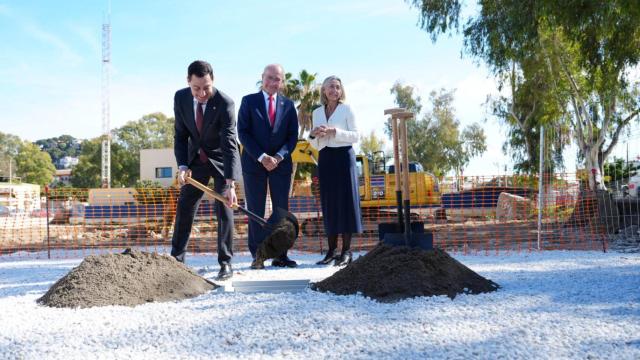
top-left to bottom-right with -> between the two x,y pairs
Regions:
320,76 -> 346,105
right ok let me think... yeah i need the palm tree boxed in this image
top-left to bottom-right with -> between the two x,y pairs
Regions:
280,70 -> 321,139
279,70 -> 321,195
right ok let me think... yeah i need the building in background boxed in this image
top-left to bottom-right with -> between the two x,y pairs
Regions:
140,148 -> 175,187
57,156 -> 79,169
0,183 -> 41,213
53,169 -> 72,186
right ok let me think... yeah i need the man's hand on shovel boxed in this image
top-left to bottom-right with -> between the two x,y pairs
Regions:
223,181 -> 238,208
177,167 -> 192,187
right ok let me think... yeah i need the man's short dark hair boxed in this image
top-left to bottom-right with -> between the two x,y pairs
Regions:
188,60 -> 213,80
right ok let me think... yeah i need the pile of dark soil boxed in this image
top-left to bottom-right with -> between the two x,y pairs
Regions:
313,245 -> 499,302
38,249 -> 216,308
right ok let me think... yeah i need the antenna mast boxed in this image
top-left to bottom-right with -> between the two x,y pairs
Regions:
101,4 -> 111,188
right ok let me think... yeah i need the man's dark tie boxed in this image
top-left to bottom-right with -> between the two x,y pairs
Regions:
196,102 -> 208,163
268,95 -> 275,127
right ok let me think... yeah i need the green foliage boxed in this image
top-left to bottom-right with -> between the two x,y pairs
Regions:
114,112 -> 174,153
71,137 -> 138,188
35,135 -> 81,168
406,0 -> 461,42
0,132 -> 22,179
384,81 -> 422,137
133,179 -> 168,204
389,84 -> 486,177
294,163 -> 315,180
70,139 -> 101,188
603,157 -> 640,183
359,130 -> 386,159
71,112 -> 173,188
14,141 -> 56,186
281,70 -> 321,138
408,0 -> 640,190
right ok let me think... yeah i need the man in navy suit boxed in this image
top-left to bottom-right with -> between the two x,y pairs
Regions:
171,60 -> 241,280
238,64 -> 299,269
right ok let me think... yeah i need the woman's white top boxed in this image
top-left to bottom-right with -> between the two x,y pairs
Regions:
309,103 -> 359,150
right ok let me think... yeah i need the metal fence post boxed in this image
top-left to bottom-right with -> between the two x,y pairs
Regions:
537,127 -> 544,250
45,185 -> 51,259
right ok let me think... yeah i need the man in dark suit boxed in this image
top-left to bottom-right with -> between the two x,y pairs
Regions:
171,60 -> 241,280
238,64 -> 299,269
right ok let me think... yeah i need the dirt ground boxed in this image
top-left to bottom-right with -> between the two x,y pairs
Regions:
313,244 -> 499,303
37,249 -> 216,308
0,217 -> 604,255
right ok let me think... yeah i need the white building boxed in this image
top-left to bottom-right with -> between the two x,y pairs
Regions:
58,156 -> 79,169
139,148 -> 176,187
0,183 -> 41,213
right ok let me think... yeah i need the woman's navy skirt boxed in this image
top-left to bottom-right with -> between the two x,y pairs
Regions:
318,146 -> 363,235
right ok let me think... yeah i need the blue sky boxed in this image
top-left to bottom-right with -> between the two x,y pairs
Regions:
0,0 -> 517,175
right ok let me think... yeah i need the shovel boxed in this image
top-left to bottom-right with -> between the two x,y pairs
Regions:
185,176 -> 299,258
377,108 -> 425,242
381,110 -> 433,250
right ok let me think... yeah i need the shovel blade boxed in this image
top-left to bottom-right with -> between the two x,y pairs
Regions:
267,207 -> 299,237
377,221 -> 424,242
383,231 -> 433,250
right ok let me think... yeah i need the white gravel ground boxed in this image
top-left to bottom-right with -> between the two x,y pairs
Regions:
0,250 -> 639,359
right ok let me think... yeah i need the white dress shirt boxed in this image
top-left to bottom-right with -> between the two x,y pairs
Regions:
309,103 -> 359,150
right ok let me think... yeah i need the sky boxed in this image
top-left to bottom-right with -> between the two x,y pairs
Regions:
5,0 -> 637,176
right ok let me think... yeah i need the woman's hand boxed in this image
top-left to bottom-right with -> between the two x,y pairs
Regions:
311,125 -> 327,138
323,126 -> 337,137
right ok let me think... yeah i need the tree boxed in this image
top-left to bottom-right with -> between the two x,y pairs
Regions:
389,83 -> 486,176
70,139 -> 101,188
489,58 -> 571,174
277,70 -> 322,190
384,81 -> 422,137
604,157 -> 639,184
72,137 -> 138,188
35,135 -> 82,168
281,70 -> 321,138
14,141 -> 56,186
360,130 -> 387,170
407,0 -> 640,190
360,130 -> 386,158
114,112 -> 174,153
0,132 -> 22,180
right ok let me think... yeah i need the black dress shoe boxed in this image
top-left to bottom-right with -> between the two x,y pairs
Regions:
250,258 -> 265,270
172,253 -> 185,263
316,249 -> 338,265
334,251 -> 352,266
216,263 -> 233,280
272,256 -> 298,268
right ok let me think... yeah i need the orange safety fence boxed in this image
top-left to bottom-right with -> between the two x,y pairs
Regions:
0,173 -> 622,260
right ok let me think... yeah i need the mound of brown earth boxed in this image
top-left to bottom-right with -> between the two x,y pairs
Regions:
313,245 -> 499,303
38,249 -> 217,308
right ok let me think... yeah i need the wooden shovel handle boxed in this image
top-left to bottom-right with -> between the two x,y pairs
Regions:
185,176 -> 238,210
399,115 -> 411,198
391,116 -> 401,191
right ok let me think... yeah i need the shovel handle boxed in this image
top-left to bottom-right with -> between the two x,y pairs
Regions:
185,176 -> 269,228
185,176 -> 237,209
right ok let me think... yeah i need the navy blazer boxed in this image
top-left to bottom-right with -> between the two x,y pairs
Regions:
173,87 -> 241,180
237,91 -> 299,173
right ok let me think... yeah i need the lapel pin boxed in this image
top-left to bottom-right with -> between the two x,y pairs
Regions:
213,106 -> 216,110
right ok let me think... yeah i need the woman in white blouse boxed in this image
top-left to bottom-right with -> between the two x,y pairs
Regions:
309,76 -> 363,266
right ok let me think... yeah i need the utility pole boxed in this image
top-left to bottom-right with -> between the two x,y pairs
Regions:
101,3 -> 111,188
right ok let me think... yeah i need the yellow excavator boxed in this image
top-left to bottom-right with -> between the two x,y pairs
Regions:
291,140 -> 441,235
